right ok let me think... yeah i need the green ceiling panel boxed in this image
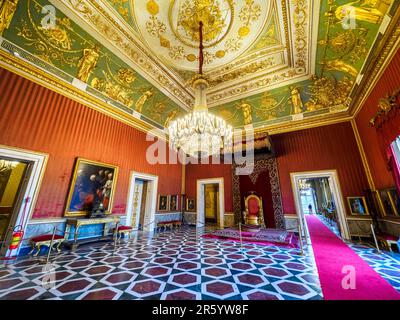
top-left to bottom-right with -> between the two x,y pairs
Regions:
1,0 -> 184,127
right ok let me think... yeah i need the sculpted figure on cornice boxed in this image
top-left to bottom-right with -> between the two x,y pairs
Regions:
134,89 -> 154,113
321,59 -> 358,78
91,67 -> 136,108
164,109 -> 179,128
77,46 -> 100,82
288,86 -> 304,114
0,0 -> 19,36
236,101 -> 253,125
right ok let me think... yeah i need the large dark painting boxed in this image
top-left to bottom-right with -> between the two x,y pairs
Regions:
65,158 -> 118,216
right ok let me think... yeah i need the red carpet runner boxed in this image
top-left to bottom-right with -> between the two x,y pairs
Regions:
306,215 -> 400,300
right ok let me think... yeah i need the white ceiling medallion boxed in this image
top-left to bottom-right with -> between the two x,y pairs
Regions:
132,0 -> 270,71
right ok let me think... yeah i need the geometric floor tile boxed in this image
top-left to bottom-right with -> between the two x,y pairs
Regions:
228,262 -> 256,272
0,286 -> 46,300
272,280 -> 317,299
202,280 -> 240,299
202,266 -> 231,279
161,288 -> 201,300
260,267 -> 293,279
242,289 -> 283,300
126,279 -> 166,298
233,273 -> 269,288
174,261 -> 201,272
81,265 -> 116,277
168,272 -> 201,287
142,266 -> 172,278
100,271 -> 137,286
50,278 -> 97,296
0,276 -> 28,292
76,287 -> 123,300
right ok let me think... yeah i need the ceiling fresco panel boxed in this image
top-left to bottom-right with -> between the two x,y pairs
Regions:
0,0 -> 398,134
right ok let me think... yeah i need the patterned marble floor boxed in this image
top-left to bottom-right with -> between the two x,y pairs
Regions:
0,226 -> 324,300
349,243 -> 400,293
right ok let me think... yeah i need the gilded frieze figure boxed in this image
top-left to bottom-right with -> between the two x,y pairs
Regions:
289,86 -> 304,114
76,46 -> 100,83
164,109 -> 178,128
135,89 -> 154,113
236,102 -> 253,125
0,0 -> 19,36
321,59 -> 358,78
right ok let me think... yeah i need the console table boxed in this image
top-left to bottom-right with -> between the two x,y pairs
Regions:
64,216 -> 120,250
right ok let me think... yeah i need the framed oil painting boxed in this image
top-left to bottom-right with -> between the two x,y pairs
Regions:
186,198 -> 196,212
378,188 -> 400,216
158,195 -> 169,211
169,194 -> 179,211
65,158 -> 118,216
347,196 -> 369,215
387,188 -> 400,216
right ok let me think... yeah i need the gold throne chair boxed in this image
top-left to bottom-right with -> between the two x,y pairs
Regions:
242,194 -> 264,232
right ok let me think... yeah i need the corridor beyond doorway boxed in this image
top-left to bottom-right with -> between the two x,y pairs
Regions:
298,177 -> 340,237
204,183 -> 219,224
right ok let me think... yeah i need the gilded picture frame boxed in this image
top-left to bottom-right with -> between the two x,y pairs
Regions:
186,198 -> 196,212
65,158 -> 118,217
377,188 -> 400,216
157,195 -> 169,212
347,196 -> 369,216
169,194 -> 179,211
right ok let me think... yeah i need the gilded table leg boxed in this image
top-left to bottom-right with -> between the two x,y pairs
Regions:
28,243 -> 36,256
34,244 -> 41,256
74,226 -> 79,244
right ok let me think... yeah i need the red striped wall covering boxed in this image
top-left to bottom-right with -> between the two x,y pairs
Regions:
0,68 -> 182,219
355,49 -> 400,189
273,122 -> 370,215
185,161 -> 233,212
185,122 -> 370,217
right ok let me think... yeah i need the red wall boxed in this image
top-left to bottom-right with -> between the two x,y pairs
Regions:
0,68 -> 182,219
185,122 -> 370,217
186,162 -> 233,212
273,122 -> 370,215
355,50 -> 400,189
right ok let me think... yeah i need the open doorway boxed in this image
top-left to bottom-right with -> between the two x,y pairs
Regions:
298,177 -> 340,236
197,178 -> 225,229
126,172 -> 158,232
0,146 -> 48,257
204,183 -> 219,224
291,170 -> 350,240
0,159 -> 31,243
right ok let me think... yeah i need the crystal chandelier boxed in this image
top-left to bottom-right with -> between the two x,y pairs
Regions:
168,21 -> 233,158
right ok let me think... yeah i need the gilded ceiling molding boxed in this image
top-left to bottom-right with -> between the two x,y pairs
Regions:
0,47 -> 167,140
255,114 -> 353,136
207,67 -> 308,107
54,0 -> 194,109
207,0 -> 313,106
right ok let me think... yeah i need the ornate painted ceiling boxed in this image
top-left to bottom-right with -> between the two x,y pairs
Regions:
0,0 -> 399,134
